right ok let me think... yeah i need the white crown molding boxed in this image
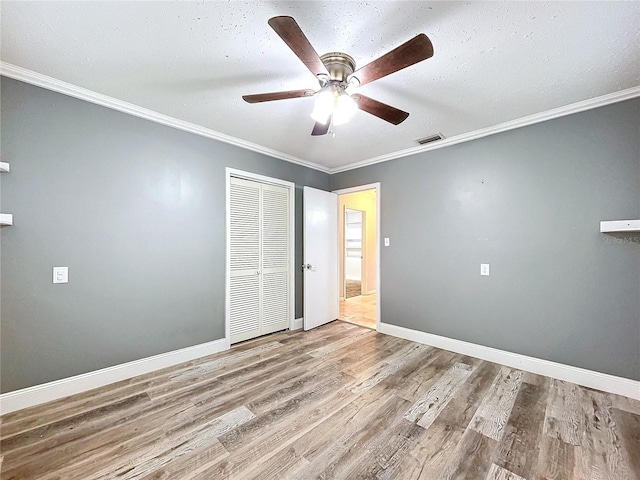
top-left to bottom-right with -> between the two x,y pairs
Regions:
378,322 -> 640,400
0,62 -> 331,174
2,62 -> 638,176
330,85 -> 640,174
0,338 -> 229,415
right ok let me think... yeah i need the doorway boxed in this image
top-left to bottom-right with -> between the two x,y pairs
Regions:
335,185 -> 380,330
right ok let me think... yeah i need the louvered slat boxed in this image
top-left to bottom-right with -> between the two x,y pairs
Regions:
229,276 -> 260,341
230,182 -> 260,272
262,187 -> 289,270
262,272 -> 288,332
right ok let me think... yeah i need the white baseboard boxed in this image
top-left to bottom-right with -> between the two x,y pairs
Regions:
0,338 -> 229,415
293,317 -> 303,330
378,322 -> 640,400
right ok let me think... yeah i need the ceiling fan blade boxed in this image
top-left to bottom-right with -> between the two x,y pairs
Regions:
350,34 -> 433,87
351,94 -> 409,125
242,89 -> 315,103
311,114 -> 332,136
268,16 -> 329,78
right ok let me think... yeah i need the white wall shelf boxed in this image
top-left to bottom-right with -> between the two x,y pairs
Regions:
0,213 -> 14,226
1,164 -> 13,225
600,220 -> 640,232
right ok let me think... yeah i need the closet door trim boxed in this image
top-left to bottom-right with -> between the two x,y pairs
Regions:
225,168 -> 295,345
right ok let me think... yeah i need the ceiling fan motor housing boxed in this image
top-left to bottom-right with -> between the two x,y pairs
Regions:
320,52 -> 356,83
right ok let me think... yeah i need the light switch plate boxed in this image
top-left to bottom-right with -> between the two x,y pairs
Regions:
384,237 -> 390,247
480,264 -> 490,276
53,266 -> 68,284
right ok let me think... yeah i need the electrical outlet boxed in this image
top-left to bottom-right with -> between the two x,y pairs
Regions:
53,266 -> 68,284
480,264 -> 490,276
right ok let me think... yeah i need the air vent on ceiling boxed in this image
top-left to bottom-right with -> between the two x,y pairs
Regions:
415,133 -> 445,145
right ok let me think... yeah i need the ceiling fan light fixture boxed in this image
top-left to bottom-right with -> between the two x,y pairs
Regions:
245,16 -> 434,135
310,89 -> 334,124
332,92 -> 358,126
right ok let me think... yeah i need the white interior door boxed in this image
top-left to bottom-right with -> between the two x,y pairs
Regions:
304,186 -> 338,330
260,183 -> 290,335
229,177 -> 262,342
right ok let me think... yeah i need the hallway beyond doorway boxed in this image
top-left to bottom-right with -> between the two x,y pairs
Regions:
339,293 -> 377,329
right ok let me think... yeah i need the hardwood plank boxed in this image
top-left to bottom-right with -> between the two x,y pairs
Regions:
245,368 -> 351,416
168,341 -> 283,381
485,462 -> 527,480
543,378 -> 585,446
393,348 -> 461,402
238,445 -> 310,480
535,435 -> 576,480
6,421 -> 167,480
0,380 -> 155,440
2,322 -> 639,480
217,376 -> 352,455
348,342 -> 431,395
439,428 -> 498,480
403,362 -> 474,429
112,407 -> 251,479
192,389 -> 358,479
494,381 -> 548,479
138,441 -> 231,480
168,405 -> 255,446
114,439 -> 229,480
340,412 -> 426,479
523,371 -> 550,387
611,394 -> 640,416
2,395 -> 191,477
574,389 -> 637,480
307,327 -> 375,357
288,394 -> 412,479
164,354 -> 345,437
1,392 -> 151,455
342,334 -> 412,377
612,407 -> 640,478
259,388 -> 398,470
470,367 -> 523,441
390,361 -> 502,479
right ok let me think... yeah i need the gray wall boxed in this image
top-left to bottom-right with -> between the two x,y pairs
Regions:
2,76 -> 638,394
332,99 -> 640,381
1,77 -> 330,392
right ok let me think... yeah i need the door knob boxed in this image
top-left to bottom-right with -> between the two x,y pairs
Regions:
302,263 -> 313,270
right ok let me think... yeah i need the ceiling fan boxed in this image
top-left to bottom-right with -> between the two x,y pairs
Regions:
242,16 -> 434,136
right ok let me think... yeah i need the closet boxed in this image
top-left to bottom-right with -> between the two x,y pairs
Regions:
229,176 -> 290,343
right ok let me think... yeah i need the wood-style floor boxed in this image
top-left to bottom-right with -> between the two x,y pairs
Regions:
340,293 -> 377,329
345,279 -> 362,299
2,321 -> 639,480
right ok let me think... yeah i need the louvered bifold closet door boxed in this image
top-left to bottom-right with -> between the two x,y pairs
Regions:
229,177 -> 262,343
261,183 -> 290,335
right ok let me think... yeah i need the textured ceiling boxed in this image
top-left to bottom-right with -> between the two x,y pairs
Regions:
1,1 -> 639,171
